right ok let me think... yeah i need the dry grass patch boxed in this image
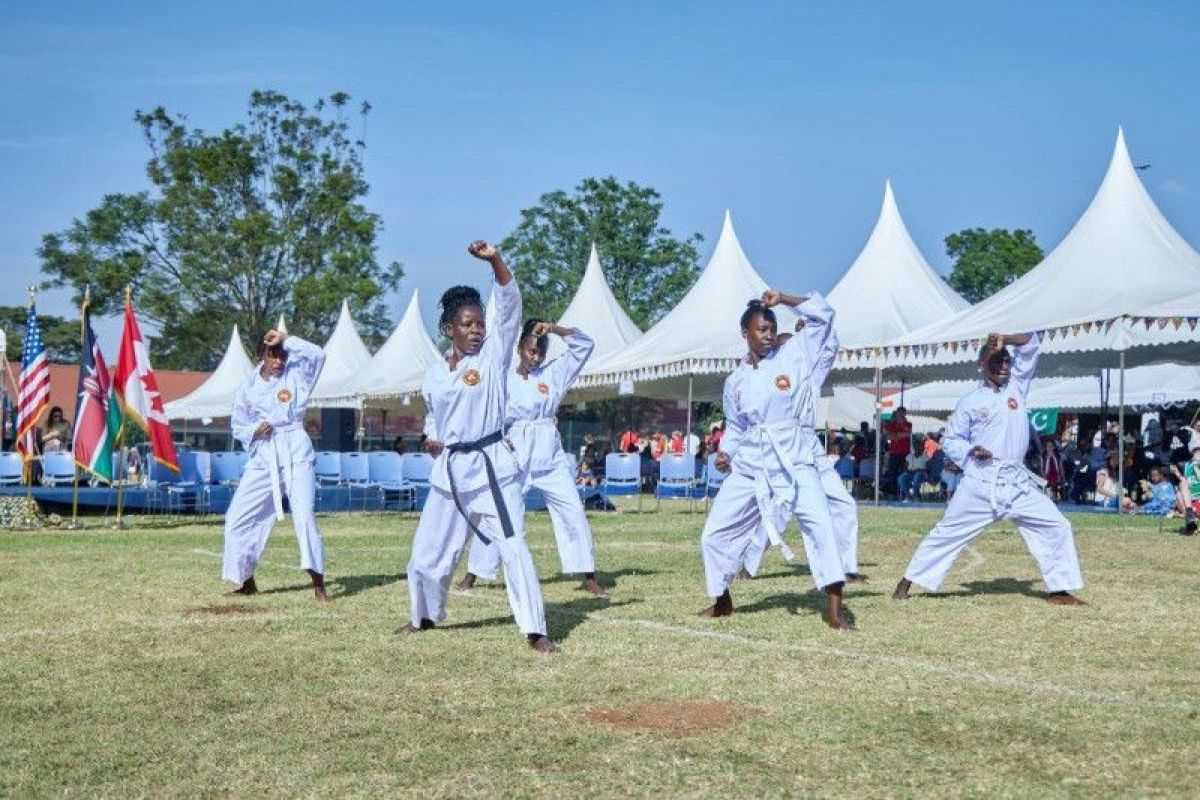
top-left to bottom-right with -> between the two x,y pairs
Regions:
582,699 -> 765,738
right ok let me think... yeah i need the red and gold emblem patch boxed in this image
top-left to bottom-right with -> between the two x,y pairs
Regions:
276,388 -> 293,403
1007,397 -> 1019,410
462,368 -> 481,387
537,382 -> 550,396
774,374 -> 791,391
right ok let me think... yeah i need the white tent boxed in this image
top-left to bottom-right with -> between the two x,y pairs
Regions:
578,210 -> 798,401
838,128 -> 1200,380
817,386 -> 943,433
555,244 -> 642,359
904,363 -> 1200,414
276,314 -> 287,334
322,290 -> 441,406
484,243 -> 642,363
310,299 -> 373,409
164,325 -> 255,420
827,180 -> 968,350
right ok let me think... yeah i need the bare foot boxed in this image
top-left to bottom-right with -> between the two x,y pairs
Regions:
455,573 -> 477,592
308,570 -> 329,602
527,634 -> 559,654
1046,591 -> 1086,606
845,572 -> 869,584
395,618 -> 436,634
827,610 -> 857,631
824,582 -> 855,631
892,578 -> 912,600
581,576 -> 608,598
227,576 -> 258,596
698,589 -> 734,618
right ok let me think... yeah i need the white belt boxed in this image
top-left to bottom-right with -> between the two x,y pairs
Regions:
508,418 -> 559,479
974,458 -> 1045,516
267,422 -> 303,521
742,420 -> 815,562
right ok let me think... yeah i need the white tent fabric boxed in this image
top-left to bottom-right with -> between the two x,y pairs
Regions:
276,314 -> 287,334
817,386 -> 943,433
310,299 -> 373,409
827,181 -> 968,349
321,290 -> 441,405
837,128 -> 1200,379
578,210 -> 798,398
554,244 -> 642,359
164,325 -> 255,420
903,362 -> 1200,414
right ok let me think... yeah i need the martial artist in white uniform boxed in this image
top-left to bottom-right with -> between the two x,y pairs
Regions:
461,324 -> 607,596
741,316 -> 863,582
893,333 -> 1085,605
222,331 -> 328,601
400,240 -> 556,653
698,290 -> 853,630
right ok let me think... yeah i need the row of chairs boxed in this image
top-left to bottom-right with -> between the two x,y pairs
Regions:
600,452 -> 727,510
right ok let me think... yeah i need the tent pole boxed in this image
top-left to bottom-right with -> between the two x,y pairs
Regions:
1117,352 -> 1126,515
874,366 -> 882,506
686,375 -> 694,512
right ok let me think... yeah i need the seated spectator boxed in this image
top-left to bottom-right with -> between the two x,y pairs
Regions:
576,460 -> 597,488
392,436 -> 406,456
41,406 -> 72,453
834,445 -> 855,481
1170,459 -> 1199,534
669,430 -> 685,455
897,445 -> 929,501
1094,454 -> 1135,511
942,458 -> 962,498
1138,465 -> 1182,517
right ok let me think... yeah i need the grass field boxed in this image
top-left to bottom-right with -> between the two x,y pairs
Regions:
2,504 -> 1198,797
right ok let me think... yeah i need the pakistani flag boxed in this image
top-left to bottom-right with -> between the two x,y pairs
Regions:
1029,407 -> 1060,436
72,302 -> 121,481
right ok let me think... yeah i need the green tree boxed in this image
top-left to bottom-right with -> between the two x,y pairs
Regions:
945,228 -> 1043,303
500,177 -> 703,328
0,306 -> 79,363
38,90 -> 403,369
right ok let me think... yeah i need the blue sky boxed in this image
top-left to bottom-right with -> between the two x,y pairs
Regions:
2,1 -> 1198,352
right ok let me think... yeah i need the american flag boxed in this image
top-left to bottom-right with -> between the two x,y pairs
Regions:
17,303 -> 50,459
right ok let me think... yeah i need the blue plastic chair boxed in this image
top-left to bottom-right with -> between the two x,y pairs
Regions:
0,452 -> 25,486
401,452 -> 434,484
315,451 -> 342,484
368,451 -> 415,511
703,452 -> 728,505
655,453 -> 701,509
41,452 -> 78,487
340,452 -> 377,510
211,451 -> 247,485
167,451 -> 213,513
601,452 -> 642,510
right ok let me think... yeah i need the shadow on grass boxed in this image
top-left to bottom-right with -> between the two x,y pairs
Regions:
437,597 -> 640,644
932,578 -> 1045,600
257,582 -> 315,596
331,572 -> 403,599
735,590 -> 882,627
543,568 -> 661,590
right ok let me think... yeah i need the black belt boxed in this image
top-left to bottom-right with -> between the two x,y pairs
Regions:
446,430 -> 516,545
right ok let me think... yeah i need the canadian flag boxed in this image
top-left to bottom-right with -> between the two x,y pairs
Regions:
114,295 -> 179,472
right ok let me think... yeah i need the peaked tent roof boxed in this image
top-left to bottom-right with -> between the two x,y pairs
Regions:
555,244 -> 643,359
310,299 -> 373,408
579,211 -> 798,398
853,128 -> 1200,380
276,314 -> 287,334
164,325 -> 255,420
322,290 -> 442,405
827,181 -> 968,349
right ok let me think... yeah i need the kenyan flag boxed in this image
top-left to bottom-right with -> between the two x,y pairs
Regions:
72,302 -> 120,481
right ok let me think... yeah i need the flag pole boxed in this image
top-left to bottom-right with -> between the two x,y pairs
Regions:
67,288 -> 89,530
22,287 -> 37,528
113,285 -> 131,530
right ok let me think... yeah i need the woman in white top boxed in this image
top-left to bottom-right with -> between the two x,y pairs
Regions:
222,330 -> 328,601
400,241 -> 555,654
458,320 -> 606,596
699,290 -> 851,630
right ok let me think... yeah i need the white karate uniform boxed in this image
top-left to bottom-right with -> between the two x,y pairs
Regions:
742,322 -> 860,577
700,294 -> 844,598
222,336 -> 326,583
467,329 -> 597,581
902,334 -> 1084,593
405,278 -> 547,636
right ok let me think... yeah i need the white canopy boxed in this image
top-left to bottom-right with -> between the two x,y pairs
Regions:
577,211 -> 798,400
904,362 -> 1200,414
827,180 -> 968,349
310,299 -> 373,409
839,128 -> 1200,379
322,290 -> 441,405
554,244 -> 642,359
164,325 -> 255,420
